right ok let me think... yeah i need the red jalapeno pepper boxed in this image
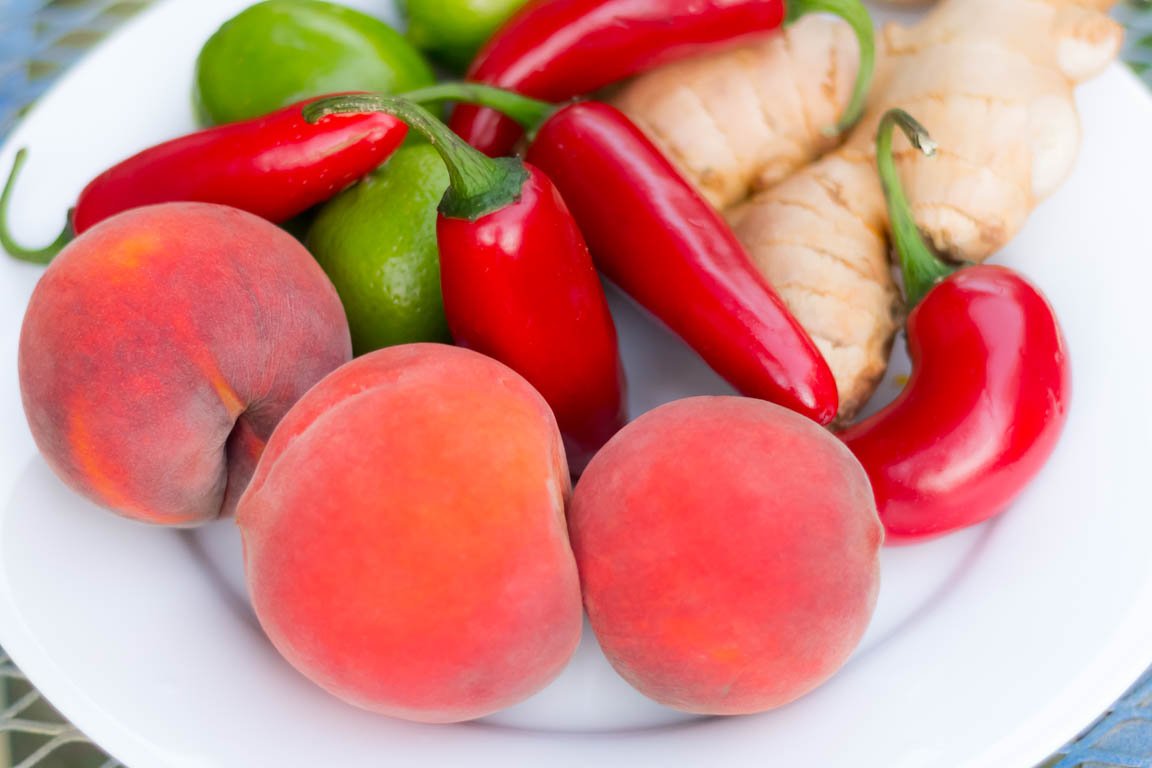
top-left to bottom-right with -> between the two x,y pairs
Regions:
838,110 -> 1072,542
305,94 -> 627,471
404,84 -> 837,424
0,95 -> 408,264
448,0 -> 876,157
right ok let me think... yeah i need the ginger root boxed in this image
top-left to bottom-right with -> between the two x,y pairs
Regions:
727,148 -> 894,423
611,15 -> 862,210
872,0 -> 1123,261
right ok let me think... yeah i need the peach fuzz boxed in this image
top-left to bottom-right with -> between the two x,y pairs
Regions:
18,202 -> 351,526
236,343 -> 583,723
569,396 -> 883,715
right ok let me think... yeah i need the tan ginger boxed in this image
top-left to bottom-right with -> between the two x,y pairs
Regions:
871,0 -> 1122,262
612,15 -> 862,210
620,0 -> 1122,421
727,148 -> 892,423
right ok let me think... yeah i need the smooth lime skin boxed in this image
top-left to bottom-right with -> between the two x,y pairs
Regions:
405,0 -> 530,72
195,0 -> 435,125
307,144 -> 452,355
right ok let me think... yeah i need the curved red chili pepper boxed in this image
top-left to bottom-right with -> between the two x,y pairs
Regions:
838,110 -> 1071,542
0,95 -> 407,263
448,0 -> 875,158
526,101 -> 837,424
305,94 -> 627,472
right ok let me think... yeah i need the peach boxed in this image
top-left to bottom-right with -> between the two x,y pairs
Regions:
569,396 -> 883,715
18,202 -> 351,526
236,343 -> 583,722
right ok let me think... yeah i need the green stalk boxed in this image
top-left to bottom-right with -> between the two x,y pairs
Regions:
0,149 -> 73,264
785,0 -> 876,133
401,83 -> 557,136
876,108 -> 956,309
303,94 -> 528,220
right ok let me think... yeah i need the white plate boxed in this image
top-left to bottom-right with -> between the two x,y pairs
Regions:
2,1 -> 1152,766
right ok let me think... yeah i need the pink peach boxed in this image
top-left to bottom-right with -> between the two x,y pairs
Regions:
18,202 -> 351,525
236,343 -> 583,722
569,396 -> 883,714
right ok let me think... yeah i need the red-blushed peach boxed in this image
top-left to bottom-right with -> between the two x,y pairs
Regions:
569,396 -> 883,715
236,343 -> 583,723
18,202 -> 351,526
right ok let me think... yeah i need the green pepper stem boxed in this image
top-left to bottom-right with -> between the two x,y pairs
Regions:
876,108 -> 955,309
401,83 -> 556,136
786,0 -> 875,133
303,94 -> 528,220
0,149 -> 73,264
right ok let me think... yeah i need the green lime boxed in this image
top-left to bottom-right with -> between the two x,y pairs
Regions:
307,144 -> 452,354
405,0 -> 530,72
195,0 -> 435,125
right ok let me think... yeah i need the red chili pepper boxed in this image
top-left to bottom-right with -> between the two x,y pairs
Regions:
838,110 -> 1071,542
403,84 -> 837,424
0,95 -> 407,264
448,0 -> 875,158
305,94 -> 627,471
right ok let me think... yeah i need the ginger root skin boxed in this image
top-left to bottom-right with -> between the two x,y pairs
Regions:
610,15 -> 861,210
871,0 -> 1123,261
727,150 -> 897,423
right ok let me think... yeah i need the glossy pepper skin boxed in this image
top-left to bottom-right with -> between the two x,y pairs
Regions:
305,94 -> 627,472
195,0 -> 434,125
527,101 -> 837,424
438,165 -> 627,470
448,0 -> 875,157
0,96 -> 407,263
839,110 -> 1071,542
840,268 -> 1070,541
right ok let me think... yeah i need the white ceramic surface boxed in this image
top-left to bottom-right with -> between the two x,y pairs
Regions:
1,1 -> 1150,766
